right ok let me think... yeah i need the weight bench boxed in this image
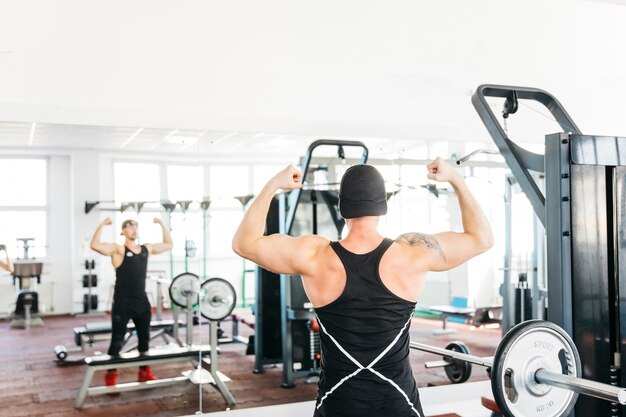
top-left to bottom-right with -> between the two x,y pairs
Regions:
75,346 -> 234,408
225,313 -> 255,345
429,305 -> 503,335
429,305 -> 476,335
470,306 -> 502,328
73,319 -> 182,349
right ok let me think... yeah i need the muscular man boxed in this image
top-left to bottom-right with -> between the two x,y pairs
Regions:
0,245 -> 14,273
90,217 -> 173,389
232,158 -> 493,417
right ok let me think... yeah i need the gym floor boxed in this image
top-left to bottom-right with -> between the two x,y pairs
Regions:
0,314 -> 499,417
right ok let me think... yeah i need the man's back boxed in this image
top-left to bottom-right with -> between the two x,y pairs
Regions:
313,238 -> 422,417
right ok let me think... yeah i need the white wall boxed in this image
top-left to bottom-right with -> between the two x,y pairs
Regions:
46,155 -> 72,313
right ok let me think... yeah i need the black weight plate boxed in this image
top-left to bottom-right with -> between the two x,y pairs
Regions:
444,341 -> 472,384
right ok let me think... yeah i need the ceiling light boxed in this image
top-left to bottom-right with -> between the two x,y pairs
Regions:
168,135 -> 198,145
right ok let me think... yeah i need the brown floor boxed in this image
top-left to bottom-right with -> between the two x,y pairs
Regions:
0,313 -> 501,417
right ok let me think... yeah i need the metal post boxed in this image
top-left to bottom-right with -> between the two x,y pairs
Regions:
186,295 -> 194,346
545,133 -> 574,335
156,279 -> 163,321
502,176 -> 514,334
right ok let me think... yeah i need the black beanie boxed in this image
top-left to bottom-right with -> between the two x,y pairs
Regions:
338,164 -> 387,219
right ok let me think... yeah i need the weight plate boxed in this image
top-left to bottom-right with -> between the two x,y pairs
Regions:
169,272 -> 200,308
491,320 -> 581,417
199,277 -> 236,321
444,341 -> 472,384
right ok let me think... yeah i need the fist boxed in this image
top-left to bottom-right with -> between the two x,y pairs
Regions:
427,157 -> 461,183
153,217 -> 163,224
272,165 -> 303,191
102,217 -> 113,226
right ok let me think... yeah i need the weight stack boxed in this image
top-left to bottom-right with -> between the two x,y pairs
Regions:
83,294 -> 98,313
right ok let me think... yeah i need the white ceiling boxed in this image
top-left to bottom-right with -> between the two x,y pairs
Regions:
0,0 -> 625,162
0,121 -> 427,162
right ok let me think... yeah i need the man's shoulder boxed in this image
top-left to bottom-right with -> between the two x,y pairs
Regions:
110,243 -> 125,254
393,232 -> 446,262
395,232 -> 438,247
296,234 -> 331,247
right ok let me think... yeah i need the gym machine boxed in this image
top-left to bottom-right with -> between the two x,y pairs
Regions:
254,139 -> 368,387
472,84 -> 626,416
10,238 -> 44,329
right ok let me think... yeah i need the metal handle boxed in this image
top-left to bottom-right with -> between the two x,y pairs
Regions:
424,360 -> 453,369
285,139 -> 369,235
456,149 -> 500,165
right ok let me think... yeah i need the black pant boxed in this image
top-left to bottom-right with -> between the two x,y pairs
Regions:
107,297 -> 152,356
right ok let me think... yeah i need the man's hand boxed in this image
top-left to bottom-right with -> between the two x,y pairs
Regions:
270,165 -> 303,191
427,157 -> 462,183
153,217 -> 164,225
102,217 -> 113,226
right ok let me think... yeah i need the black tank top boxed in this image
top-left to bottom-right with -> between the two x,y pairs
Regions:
114,245 -> 149,301
313,238 -> 422,417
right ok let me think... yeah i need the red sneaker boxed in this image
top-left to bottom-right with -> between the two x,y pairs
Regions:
104,370 -> 120,396
138,366 -> 158,382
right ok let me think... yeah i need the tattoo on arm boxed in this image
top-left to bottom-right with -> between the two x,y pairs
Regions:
397,233 -> 447,261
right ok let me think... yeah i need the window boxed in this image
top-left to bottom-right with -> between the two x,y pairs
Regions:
0,159 -> 46,206
167,165 -> 204,202
210,166 -> 249,199
0,159 -> 47,258
0,211 -> 47,259
209,210 -> 243,257
114,163 -> 162,246
252,165 -> 282,194
169,208 -> 205,260
114,162 -> 160,203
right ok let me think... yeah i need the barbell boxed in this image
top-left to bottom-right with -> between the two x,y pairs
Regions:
168,273 -> 236,321
411,320 -> 626,417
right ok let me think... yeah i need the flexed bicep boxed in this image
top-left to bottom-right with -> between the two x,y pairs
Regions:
234,234 -> 327,276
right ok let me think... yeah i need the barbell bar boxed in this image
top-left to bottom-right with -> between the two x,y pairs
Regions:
410,320 -> 626,417
534,369 -> 626,405
411,341 -> 494,368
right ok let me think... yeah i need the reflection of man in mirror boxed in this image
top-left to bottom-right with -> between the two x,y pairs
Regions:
90,217 -> 173,390
0,244 -> 14,273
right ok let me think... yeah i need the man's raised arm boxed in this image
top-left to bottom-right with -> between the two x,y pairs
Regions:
232,165 -> 325,276
90,218 -> 117,256
398,157 -> 493,271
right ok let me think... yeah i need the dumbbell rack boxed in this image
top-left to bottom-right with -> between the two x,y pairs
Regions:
77,259 -> 102,316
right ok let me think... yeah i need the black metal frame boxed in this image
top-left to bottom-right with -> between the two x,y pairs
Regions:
253,139 -> 369,388
280,139 -> 368,387
472,84 -> 581,227
472,84 -> 626,416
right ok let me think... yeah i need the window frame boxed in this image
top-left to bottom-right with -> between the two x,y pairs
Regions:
0,156 -> 49,259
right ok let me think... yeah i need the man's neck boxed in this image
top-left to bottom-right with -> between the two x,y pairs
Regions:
342,216 -> 383,249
